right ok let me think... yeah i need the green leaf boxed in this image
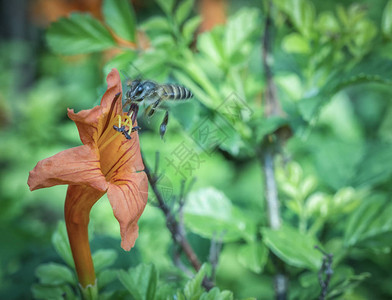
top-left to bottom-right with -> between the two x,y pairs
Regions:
184,187 -> 256,242
224,8 -> 260,60
46,13 -> 115,54
103,51 -> 138,76
102,0 -> 137,42
182,16 -> 202,44
350,142 -> 392,188
328,271 -> 371,299
344,195 -> 392,248
117,264 -> 158,300
298,57 -> 392,121
262,225 -> 322,270
198,29 -> 225,67
183,265 -> 207,300
36,263 -> 75,285
382,0 -> 392,37
52,221 -> 74,268
97,269 -> 118,289
200,287 -> 234,300
282,33 -> 310,54
175,0 -> 194,25
237,241 -> 268,273
32,284 -> 76,300
274,0 -> 315,38
252,116 -> 288,144
141,16 -> 171,33
156,0 -> 175,16
92,249 -> 118,272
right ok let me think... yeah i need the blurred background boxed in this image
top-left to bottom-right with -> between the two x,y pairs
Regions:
1,0 -> 392,299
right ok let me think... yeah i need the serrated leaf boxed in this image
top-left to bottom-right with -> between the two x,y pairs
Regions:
175,0 -> 194,25
102,0 -> 137,42
262,225 -> 322,270
183,265 -> 207,300
36,263 -> 75,285
382,0 -> 392,37
52,221 -> 74,268
92,249 -> 118,272
46,13 -> 115,54
117,264 -> 158,300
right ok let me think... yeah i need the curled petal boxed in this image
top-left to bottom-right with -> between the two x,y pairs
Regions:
28,145 -> 107,192
100,69 -> 123,120
68,106 -> 102,146
107,172 -> 148,251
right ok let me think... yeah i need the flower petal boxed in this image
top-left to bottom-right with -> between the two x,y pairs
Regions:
99,121 -> 144,177
68,106 -> 102,146
107,171 -> 148,251
28,145 -> 107,192
68,69 -> 123,145
99,69 -> 123,132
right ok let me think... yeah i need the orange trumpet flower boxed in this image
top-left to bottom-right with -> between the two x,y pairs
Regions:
28,69 -> 148,291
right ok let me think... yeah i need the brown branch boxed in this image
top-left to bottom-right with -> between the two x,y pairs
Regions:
261,2 -> 288,299
142,152 -> 214,290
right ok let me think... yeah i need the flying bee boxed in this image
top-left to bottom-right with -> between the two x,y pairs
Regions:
121,78 -> 193,139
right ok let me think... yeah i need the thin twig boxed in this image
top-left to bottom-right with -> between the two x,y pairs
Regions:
315,246 -> 333,300
209,232 -> 224,281
261,1 -> 288,299
142,152 -> 215,290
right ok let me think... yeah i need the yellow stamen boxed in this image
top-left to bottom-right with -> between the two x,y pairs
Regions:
99,130 -> 121,152
98,114 -> 136,150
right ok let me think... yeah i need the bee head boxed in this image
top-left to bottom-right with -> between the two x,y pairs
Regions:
126,79 -> 144,101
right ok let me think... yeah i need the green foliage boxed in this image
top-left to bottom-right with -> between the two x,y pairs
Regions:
262,225 -> 322,270
52,222 -> 74,268
184,187 -> 256,242
2,0 -> 392,299
117,264 -> 158,300
102,0 -> 137,42
46,13 -> 115,54
175,265 -> 233,300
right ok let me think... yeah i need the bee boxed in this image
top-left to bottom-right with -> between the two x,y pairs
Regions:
122,79 -> 193,139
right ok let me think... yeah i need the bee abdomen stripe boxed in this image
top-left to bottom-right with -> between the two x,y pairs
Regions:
177,86 -> 183,99
184,88 -> 192,99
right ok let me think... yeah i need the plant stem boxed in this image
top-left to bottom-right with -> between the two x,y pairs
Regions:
261,1 -> 288,298
142,153 -> 214,290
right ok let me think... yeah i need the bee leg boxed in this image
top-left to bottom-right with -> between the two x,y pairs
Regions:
127,102 -> 139,124
145,104 -> 156,118
159,111 -> 169,139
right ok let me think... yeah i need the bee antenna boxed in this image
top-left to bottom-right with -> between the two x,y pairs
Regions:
120,69 -> 132,86
129,62 -> 144,80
